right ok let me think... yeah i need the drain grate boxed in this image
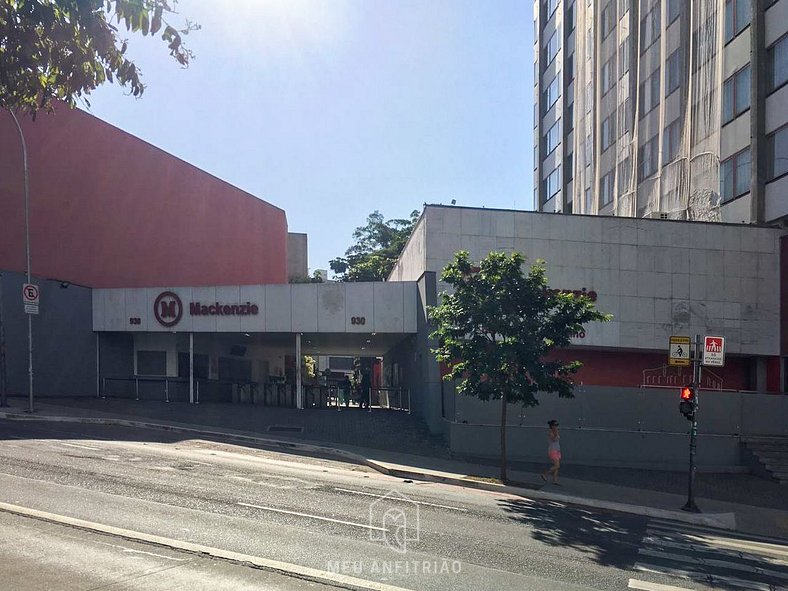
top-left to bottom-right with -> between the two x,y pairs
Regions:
267,425 -> 304,433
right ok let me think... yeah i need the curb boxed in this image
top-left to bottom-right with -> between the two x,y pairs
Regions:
0,411 -> 737,530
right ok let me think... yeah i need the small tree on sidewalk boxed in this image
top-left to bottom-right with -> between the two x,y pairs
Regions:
429,251 -> 610,483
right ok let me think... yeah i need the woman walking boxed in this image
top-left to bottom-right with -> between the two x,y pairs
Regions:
541,419 -> 561,484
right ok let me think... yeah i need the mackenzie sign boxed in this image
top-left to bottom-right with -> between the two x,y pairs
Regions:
190,302 -> 260,316
153,292 -> 259,327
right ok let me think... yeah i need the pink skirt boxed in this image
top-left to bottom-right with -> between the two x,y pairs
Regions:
548,449 -> 562,462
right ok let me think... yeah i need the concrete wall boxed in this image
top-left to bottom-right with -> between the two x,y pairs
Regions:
442,384 -> 788,469
389,215 -> 426,282
287,233 -> 309,280
0,270 -> 96,397
383,272 -> 444,434
93,281 -> 419,334
449,423 -> 742,471
0,107 -> 288,288
416,206 -> 782,356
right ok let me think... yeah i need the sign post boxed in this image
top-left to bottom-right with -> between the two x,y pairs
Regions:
682,334 -> 702,513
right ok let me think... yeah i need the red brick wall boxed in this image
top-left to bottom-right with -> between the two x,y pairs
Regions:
0,107 -> 288,288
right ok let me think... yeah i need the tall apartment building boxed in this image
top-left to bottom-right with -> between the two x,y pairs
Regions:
533,0 -> 788,225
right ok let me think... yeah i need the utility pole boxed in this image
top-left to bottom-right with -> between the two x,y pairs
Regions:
6,110 -> 34,413
682,334 -> 701,513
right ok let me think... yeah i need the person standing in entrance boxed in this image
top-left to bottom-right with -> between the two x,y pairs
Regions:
359,370 -> 371,409
541,420 -> 561,484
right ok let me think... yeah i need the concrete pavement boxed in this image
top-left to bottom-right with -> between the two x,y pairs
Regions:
1,397 -> 786,539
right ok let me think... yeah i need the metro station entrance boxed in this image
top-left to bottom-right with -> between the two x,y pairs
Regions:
93,281 -> 419,413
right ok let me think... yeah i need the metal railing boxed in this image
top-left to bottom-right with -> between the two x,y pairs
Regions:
372,387 -> 411,413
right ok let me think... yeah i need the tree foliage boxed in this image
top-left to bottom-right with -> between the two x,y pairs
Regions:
429,251 -> 610,481
329,209 -> 419,282
0,0 -> 198,115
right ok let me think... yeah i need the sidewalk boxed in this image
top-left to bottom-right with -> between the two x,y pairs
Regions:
1,397 -> 786,540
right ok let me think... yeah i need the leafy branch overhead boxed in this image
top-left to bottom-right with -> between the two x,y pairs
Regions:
0,0 -> 199,115
330,209 -> 420,282
430,251 -> 611,407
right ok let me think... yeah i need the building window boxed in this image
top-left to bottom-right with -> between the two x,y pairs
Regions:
619,98 -> 632,137
766,34 -> 788,94
766,125 -> 788,181
640,5 -> 661,53
566,103 -> 574,131
668,0 -> 681,24
639,68 -> 661,118
601,115 -> 615,151
546,30 -> 560,64
602,55 -> 616,94
618,157 -> 632,193
600,171 -> 614,206
544,73 -> 561,109
720,148 -> 751,202
584,187 -> 593,212
619,0 -> 630,15
565,153 -> 574,181
601,4 -> 616,40
666,48 -> 683,96
534,145 -> 539,170
546,0 -> 559,17
544,120 -> 561,155
567,2 -> 576,32
544,167 -> 561,202
638,135 -> 659,180
137,351 -> 167,376
663,118 -> 682,163
724,0 -> 751,43
619,37 -> 630,77
722,65 -> 751,123
566,53 -> 575,81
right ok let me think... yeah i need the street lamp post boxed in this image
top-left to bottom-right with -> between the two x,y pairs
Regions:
5,110 -> 34,413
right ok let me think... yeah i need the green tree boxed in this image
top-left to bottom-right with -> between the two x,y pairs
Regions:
0,0 -> 198,115
429,251 -> 610,483
329,209 -> 419,282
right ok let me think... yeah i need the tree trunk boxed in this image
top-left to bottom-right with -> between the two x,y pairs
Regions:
500,394 -> 507,483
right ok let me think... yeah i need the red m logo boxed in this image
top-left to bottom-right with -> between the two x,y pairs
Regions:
159,301 -> 177,318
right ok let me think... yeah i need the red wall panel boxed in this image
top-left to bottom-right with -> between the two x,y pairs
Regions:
551,349 -> 751,391
0,107 -> 288,288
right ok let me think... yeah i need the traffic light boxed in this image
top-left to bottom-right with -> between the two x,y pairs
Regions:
679,385 -> 695,420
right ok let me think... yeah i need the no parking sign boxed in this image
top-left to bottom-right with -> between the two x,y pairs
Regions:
22,283 -> 39,315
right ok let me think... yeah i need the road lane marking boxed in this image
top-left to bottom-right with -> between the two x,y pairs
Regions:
647,528 -> 788,560
633,565 -> 774,591
638,547 -> 788,580
641,536 -> 788,567
236,502 -> 387,531
58,442 -> 103,451
333,487 -> 468,512
628,579 -> 691,591
227,475 -> 309,490
0,500 -> 414,591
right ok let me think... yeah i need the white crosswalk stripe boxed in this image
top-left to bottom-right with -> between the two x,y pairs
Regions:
632,518 -> 788,591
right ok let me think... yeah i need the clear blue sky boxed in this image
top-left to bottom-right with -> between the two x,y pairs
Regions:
84,0 -> 534,275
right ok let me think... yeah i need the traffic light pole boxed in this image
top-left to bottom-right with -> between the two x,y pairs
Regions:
683,333 -> 701,513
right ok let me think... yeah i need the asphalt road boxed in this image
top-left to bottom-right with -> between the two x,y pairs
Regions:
0,420 -> 785,591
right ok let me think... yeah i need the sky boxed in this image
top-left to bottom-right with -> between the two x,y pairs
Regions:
83,0 -> 535,276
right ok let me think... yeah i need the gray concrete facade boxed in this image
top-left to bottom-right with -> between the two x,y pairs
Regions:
0,271 -> 96,398
387,205 -> 788,470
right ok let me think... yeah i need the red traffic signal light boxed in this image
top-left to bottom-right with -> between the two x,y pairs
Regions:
679,385 -> 695,420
